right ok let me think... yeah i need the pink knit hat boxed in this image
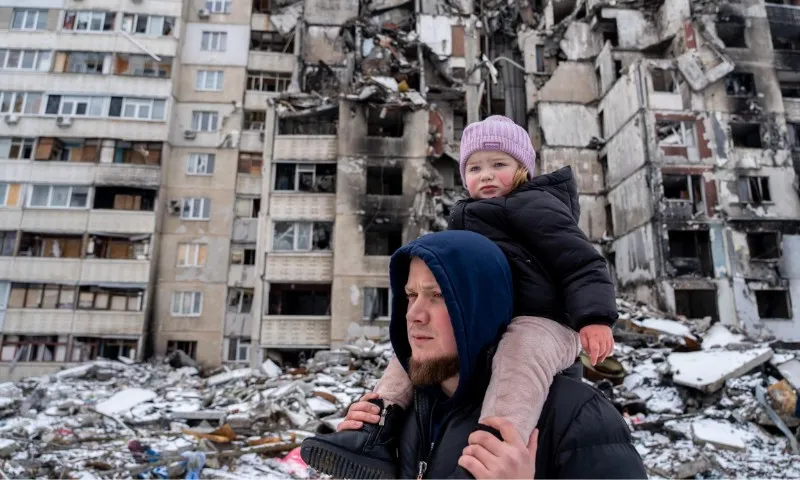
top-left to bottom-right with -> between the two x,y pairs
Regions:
459,115 -> 536,185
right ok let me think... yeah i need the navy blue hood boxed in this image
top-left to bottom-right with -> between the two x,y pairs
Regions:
388,230 -> 514,400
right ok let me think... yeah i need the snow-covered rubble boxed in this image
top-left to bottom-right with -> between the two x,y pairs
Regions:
0,301 -> 799,478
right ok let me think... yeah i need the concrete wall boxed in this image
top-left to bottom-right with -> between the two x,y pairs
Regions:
177,66 -> 247,104
538,103 -> 599,147
717,167 -> 800,219
603,112 -> 647,189
539,148 -> 603,193
599,68 -> 643,138
538,62 -> 598,104
613,223 -> 657,290
180,23 -> 250,67
607,168 -> 653,237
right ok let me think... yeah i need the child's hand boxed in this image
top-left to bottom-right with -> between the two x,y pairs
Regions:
579,324 -> 614,366
337,392 -> 381,431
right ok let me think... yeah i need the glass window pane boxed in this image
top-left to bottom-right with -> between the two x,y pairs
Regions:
51,186 -> 69,206
273,222 -> 294,250
30,186 -> 49,206
296,223 -> 312,250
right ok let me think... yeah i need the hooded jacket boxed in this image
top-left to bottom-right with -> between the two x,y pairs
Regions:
449,166 -> 618,332
388,231 -> 647,479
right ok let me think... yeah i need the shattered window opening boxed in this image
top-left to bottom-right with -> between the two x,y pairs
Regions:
93,187 -> 156,211
737,176 -> 772,204
362,287 -> 391,321
267,283 -> 331,316
755,290 -> 792,319
366,165 -> 403,195
0,137 -> 35,159
113,53 -> 172,78
250,31 -> 293,53
667,230 -> 714,277
596,18 -> 619,47
278,113 -> 337,135
247,71 -> 291,93
657,120 -> 696,147
72,337 -> 137,362
112,141 -> 162,165
651,68 -> 678,93
235,196 -> 260,218
238,153 -> 263,175
0,231 -> 16,256
186,153 -> 215,175
725,72 -> 757,97
662,173 -> 706,218
77,286 -> 144,312
788,122 -> 800,148
747,232 -> 781,261
730,122 -> 763,148
272,221 -> 332,251
86,235 -> 149,260
18,233 -> 83,258
273,163 -> 335,193
366,107 -> 404,137
780,81 -> 800,98
230,244 -> 256,265
181,197 -> 211,220
364,223 -> 403,256
534,45 -> 545,73
34,137 -> 101,163
167,340 -> 197,359
8,282 -> 75,309
244,110 -> 266,131
674,289 -> 719,322
0,335 -> 65,362
252,0 -> 270,14
716,21 -> 747,48
227,288 -> 254,314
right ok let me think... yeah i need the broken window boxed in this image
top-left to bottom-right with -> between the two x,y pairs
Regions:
596,18 -> 619,47
651,68 -> 678,93
167,340 -> 197,359
657,120 -> 696,147
725,72 -> 757,97
77,286 -> 144,311
268,283 -> 331,316
246,71 -> 291,92
243,110 -> 266,131
250,31 -> 293,53
278,110 -> 338,135
366,107 -> 404,137
534,45 -> 545,73
177,243 -> 208,267
0,335 -> 66,362
113,54 -> 172,78
230,243 -> 256,265
273,163 -> 336,192
364,223 -> 403,256
667,230 -> 714,277
747,232 -> 780,260
227,338 -> 250,362
18,233 -> 83,258
65,52 -> 105,74
113,142 -> 162,165
605,203 -> 613,236
238,153 -> 263,175
0,137 -> 35,160
8,283 -> 74,309
0,231 -> 16,256
63,10 -> 115,32
363,287 -> 391,321
34,138 -> 100,162
234,196 -> 260,218
182,197 -> 211,220
86,235 -> 148,260
171,291 -> 203,316
227,288 -> 254,314
453,109 -> 466,140
186,153 -> 215,175
93,187 -> 156,211
662,173 -> 706,218
674,289 -> 718,322
120,13 -> 174,36
366,165 -> 403,195
716,20 -> 747,48
252,0 -> 270,14
730,122 -> 762,148
781,81 -> 800,98
755,290 -> 792,319
272,221 -> 332,251
737,176 -> 772,204
72,337 -> 137,362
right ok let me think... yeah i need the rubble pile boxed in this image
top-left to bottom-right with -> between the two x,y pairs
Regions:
1,302 -> 800,478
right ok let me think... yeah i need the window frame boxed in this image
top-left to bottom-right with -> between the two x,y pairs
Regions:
27,184 -> 90,209
0,49 -> 51,72
11,9 -> 48,31
186,153 -> 215,175
362,287 -> 392,321
0,91 -> 44,115
191,111 -> 219,131
195,70 -> 224,91
205,0 -> 232,14
171,291 -> 203,317
271,220 -> 332,252
201,31 -> 227,51
0,137 -> 36,160
181,197 -> 211,220
177,243 -> 207,267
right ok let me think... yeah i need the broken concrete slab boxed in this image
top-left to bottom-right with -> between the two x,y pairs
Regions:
702,324 -> 747,350
95,388 -> 157,416
668,347 -> 773,393
691,419 -> 750,451
777,358 -> 800,392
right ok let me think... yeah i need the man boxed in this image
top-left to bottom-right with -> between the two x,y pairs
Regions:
301,230 -> 647,479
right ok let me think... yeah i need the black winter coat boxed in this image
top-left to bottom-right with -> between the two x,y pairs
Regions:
397,349 -> 647,479
448,166 -> 618,331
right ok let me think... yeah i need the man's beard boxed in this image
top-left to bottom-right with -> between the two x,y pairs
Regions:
408,355 -> 460,386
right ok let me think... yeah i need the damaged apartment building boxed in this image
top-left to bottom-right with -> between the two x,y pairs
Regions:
2,0 -> 800,379
523,0 -> 800,340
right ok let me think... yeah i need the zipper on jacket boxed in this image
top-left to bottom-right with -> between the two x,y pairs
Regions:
378,406 -> 388,426
416,461 -> 427,480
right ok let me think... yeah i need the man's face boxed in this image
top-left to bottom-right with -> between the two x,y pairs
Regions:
404,257 -> 459,385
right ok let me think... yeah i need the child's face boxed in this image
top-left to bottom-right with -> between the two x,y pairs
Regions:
464,151 -> 519,199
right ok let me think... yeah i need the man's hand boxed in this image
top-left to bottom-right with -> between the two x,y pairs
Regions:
580,324 -> 614,366
457,417 -> 538,479
336,392 -> 381,431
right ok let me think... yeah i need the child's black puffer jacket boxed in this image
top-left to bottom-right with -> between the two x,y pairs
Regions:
448,166 -> 618,331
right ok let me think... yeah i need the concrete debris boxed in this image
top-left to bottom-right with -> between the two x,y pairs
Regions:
0,300 -> 798,478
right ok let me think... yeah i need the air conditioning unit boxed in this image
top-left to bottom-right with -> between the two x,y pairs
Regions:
56,116 -> 73,127
4,114 -> 19,125
184,130 -> 197,139
197,8 -> 210,18
169,200 -> 182,215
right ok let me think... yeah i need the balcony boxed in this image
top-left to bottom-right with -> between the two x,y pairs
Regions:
21,209 -> 90,232
247,51 -> 296,73
72,310 -> 145,336
224,312 -> 253,336
95,164 -> 161,187
273,136 -> 337,160
240,131 -> 264,153
2,309 -> 73,334
28,161 -> 96,184
88,210 -> 156,234
232,218 -> 258,242
265,253 -> 333,282
4,72 -> 171,98
0,117 -> 169,142
81,259 -> 150,284
56,31 -> 178,58
244,90 -> 277,110
785,98 -> 800,120
662,200 -> 694,221
0,209 -> 22,229
269,193 -> 335,220
236,174 -> 262,196
260,315 -> 331,347
251,13 -> 271,30
228,264 -> 256,287
0,257 -> 81,283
